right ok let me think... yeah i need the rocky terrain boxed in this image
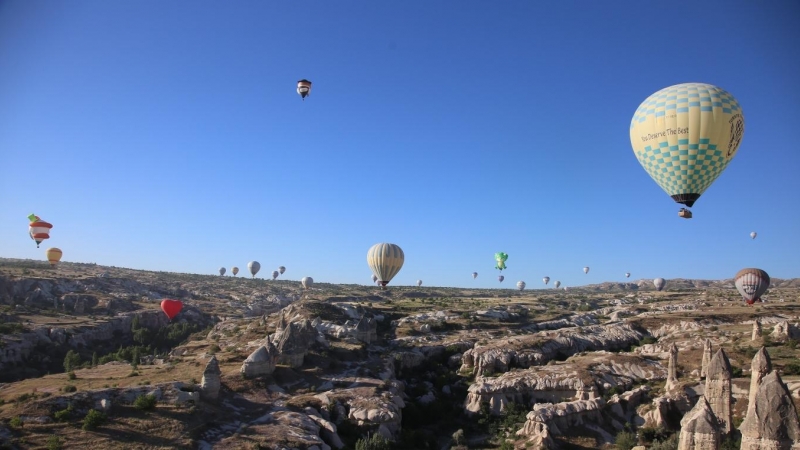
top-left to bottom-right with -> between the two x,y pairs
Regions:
0,257 -> 799,450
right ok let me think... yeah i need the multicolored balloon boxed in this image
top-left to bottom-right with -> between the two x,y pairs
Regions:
367,243 -> 404,288
297,79 -> 312,100
248,261 -> 261,278
735,268 -> 770,305
160,299 -> 183,320
630,83 -> 745,217
45,248 -> 62,268
231,267 -> 239,276
494,252 -> 508,271
28,214 -> 52,248
654,278 -> 666,291
517,281 -> 526,291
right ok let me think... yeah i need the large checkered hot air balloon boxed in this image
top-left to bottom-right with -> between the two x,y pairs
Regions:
630,83 -> 745,219
367,243 -> 404,289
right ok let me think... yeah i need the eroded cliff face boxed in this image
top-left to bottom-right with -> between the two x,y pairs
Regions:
460,323 -> 646,376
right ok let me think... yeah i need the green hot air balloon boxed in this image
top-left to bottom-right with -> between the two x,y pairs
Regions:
495,252 -> 508,271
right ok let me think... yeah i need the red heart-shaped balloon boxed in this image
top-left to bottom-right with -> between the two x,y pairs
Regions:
160,299 -> 183,320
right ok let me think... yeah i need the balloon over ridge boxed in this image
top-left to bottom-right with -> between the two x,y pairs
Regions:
735,268 -> 770,305
219,267 -> 226,276
367,243 -> 404,289
301,277 -> 313,290
248,261 -> 260,278
654,278 -> 666,291
45,248 -> 62,268
231,267 -> 239,276
272,271 -> 279,280
630,83 -> 745,218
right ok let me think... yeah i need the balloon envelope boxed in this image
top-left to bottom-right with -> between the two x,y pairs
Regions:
583,267 -> 589,274
45,248 -> 62,267
28,216 -> 53,248
248,261 -> 261,277
301,276 -> 313,289
654,278 -> 666,291
494,252 -> 508,271
543,276 -> 550,285
498,275 -> 504,282
219,267 -> 226,276
232,267 -> 239,276
630,83 -> 745,209
517,281 -> 526,291
272,271 -> 279,280
367,243 -> 404,287
750,232 -> 757,239
160,299 -> 183,320
554,281 -> 561,289
472,272 -> 478,279
735,268 -> 770,305
416,280 -> 422,286
625,273 -> 631,278
279,266 -> 286,275
372,274 -> 378,283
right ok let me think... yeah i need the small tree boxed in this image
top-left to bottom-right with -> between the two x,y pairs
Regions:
131,347 -> 140,370
91,351 -> 98,368
63,350 -> 81,373
355,433 -> 392,450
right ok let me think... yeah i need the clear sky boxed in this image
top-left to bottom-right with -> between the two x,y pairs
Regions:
1,1 -> 799,289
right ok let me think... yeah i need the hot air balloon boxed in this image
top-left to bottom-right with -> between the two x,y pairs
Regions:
517,281 -> 526,291
472,272 -> 478,279
272,271 -> 279,280
232,267 -> 239,276
45,248 -> 62,268
494,253 -> 508,271
372,274 -> 378,283
160,299 -> 183,321
297,79 -> 312,100
248,261 -> 261,278
625,273 -> 631,278
301,276 -> 313,290
750,232 -> 757,239
563,287 -> 568,291
28,214 -> 52,248
554,281 -> 561,289
219,267 -> 226,276
654,278 -> 666,291
630,83 -> 745,219
279,266 -> 286,275
417,280 -> 422,287
735,268 -> 770,305
583,267 -> 589,274
543,276 -> 550,285
367,243 -> 404,288
498,275 -> 504,283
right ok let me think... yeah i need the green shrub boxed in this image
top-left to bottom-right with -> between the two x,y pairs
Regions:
82,409 -> 106,431
615,430 -> 636,450
640,336 -> 658,345
63,350 -> 81,372
355,433 -> 393,450
133,394 -> 157,411
46,435 -> 63,450
54,404 -> 74,422
67,371 -> 76,380
62,385 -> 77,393
783,362 -> 800,375
9,415 -> 22,428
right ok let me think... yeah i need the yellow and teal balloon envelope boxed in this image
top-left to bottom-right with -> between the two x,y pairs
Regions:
630,82 -> 745,208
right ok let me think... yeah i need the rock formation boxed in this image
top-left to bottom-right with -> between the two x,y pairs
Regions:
666,342 -> 679,391
354,315 -> 377,344
746,347 -> 771,421
275,319 -> 318,368
517,399 -> 604,448
739,371 -> 800,450
241,341 -> 278,377
700,339 -> 712,379
201,356 -> 221,400
677,397 -> 720,450
704,348 -> 732,435
752,319 -> 762,341
770,320 -> 799,342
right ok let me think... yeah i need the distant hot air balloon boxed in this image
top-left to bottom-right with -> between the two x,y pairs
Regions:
248,261 -> 261,278
735,268 -> 770,305
543,276 -> 550,285
232,267 -> 239,276
279,266 -> 286,275
583,267 -> 589,274
160,299 -> 183,320
517,281 -> 526,291
272,271 -> 279,280
654,278 -> 666,291
297,79 -> 312,100
45,248 -> 62,268
219,267 -> 226,276
563,287 -> 568,291
417,280 -> 422,287
498,275 -> 504,283
625,272 -> 631,278
554,281 -> 561,289
750,232 -> 757,239
301,276 -> 313,290
28,214 -> 52,248
494,253 -> 508,271
367,243 -> 404,288
472,272 -> 478,279
372,274 -> 378,283
631,83 -> 745,219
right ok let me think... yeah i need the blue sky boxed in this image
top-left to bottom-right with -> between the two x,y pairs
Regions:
1,1 -> 799,288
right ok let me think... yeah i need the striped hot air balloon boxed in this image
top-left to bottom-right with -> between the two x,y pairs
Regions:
367,243 -> 404,289
45,248 -> 62,268
735,268 -> 770,305
28,214 -> 53,248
